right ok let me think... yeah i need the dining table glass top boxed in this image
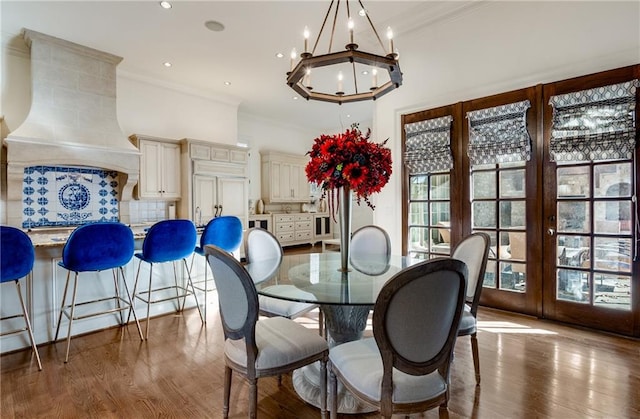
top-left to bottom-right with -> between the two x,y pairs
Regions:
245,252 -> 420,305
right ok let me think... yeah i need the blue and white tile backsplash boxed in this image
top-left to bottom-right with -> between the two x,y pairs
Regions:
22,166 -> 119,228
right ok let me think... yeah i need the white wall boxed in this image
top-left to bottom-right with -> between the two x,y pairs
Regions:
373,1 -> 640,253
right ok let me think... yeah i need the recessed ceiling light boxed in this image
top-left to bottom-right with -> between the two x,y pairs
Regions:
293,96 -> 298,100
224,81 -> 231,86
358,8 -> 367,17
163,62 -> 172,67
361,70 -> 369,75
204,20 -> 225,32
275,52 -> 284,58
347,114 -> 351,118
159,1 -> 172,9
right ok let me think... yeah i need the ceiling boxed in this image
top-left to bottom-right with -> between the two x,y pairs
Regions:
2,1 -> 475,132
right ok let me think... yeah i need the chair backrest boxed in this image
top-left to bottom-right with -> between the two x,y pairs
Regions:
372,258 -> 467,385
451,232 -> 490,311
350,225 -> 391,260
244,228 -> 283,263
200,216 -> 243,253
141,219 -> 196,263
1,226 -> 35,282
205,244 -> 258,352
62,222 -> 134,272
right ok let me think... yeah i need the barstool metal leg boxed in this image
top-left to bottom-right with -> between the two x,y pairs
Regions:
112,268 -> 124,325
64,272 -> 80,363
119,266 -> 144,340
145,264 -> 154,340
15,280 -> 42,370
54,270 -> 72,342
183,258 -> 203,323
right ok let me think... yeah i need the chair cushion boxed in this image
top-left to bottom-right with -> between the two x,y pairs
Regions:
329,338 -> 447,404
457,305 -> 477,336
259,294 -> 316,319
225,316 -> 327,371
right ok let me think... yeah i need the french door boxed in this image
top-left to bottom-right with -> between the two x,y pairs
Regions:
541,67 -> 639,336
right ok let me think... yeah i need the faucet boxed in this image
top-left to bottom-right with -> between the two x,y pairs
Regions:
195,206 -> 202,226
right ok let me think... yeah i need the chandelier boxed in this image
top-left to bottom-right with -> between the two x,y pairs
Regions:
286,0 -> 402,104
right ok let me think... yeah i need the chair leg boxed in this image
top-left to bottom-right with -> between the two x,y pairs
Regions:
183,258 -> 204,324
145,264 -> 154,340
127,260 -> 144,326
64,272 -> 80,363
54,270 -> 72,342
471,333 -> 481,385
112,268 -> 124,325
320,356 -> 327,419
318,309 -> 325,337
223,365 -> 232,419
120,267 -> 144,340
15,281 -> 42,370
329,368 -> 338,419
249,377 -> 258,419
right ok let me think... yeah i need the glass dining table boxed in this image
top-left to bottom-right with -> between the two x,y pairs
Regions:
245,251 -> 420,413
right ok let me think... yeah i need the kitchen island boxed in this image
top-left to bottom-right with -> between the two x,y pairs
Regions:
1,224 -> 200,354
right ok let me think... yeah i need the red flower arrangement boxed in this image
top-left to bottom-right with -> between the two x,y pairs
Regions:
305,124 -> 392,219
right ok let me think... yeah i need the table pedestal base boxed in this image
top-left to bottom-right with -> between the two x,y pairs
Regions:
293,305 -> 375,414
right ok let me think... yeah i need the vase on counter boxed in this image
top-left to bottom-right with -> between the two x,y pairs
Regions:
256,199 -> 264,215
338,187 -> 352,272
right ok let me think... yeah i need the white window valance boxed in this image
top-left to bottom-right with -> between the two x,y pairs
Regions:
466,100 -> 532,166
549,80 -> 638,162
404,115 -> 453,175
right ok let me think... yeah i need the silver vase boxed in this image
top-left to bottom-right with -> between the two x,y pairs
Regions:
338,187 -> 352,272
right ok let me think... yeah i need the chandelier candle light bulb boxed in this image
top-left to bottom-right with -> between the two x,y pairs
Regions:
337,72 -> 344,94
386,26 -> 394,55
371,68 -> 378,89
303,26 -> 310,54
348,17 -> 354,44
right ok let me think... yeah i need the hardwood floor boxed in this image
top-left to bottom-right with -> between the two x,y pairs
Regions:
2,249 -> 639,418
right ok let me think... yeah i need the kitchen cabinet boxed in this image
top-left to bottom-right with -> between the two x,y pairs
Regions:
130,135 -> 181,200
273,213 -> 313,246
249,214 -> 273,233
261,151 -> 311,203
313,214 -> 333,242
193,175 -> 247,225
179,139 -> 249,228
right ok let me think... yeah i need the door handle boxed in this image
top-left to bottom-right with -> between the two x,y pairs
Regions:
547,228 -> 556,236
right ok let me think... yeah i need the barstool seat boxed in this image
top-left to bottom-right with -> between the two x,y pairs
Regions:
192,216 -> 243,323
131,219 -> 201,339
1,226 -> 42,370
54,222 -> 143,363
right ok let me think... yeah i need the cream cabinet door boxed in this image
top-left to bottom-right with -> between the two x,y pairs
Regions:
139,140 -> 181,199
193,175 -> 217,224
291,163 -> 310,201
217,177 -> 248,227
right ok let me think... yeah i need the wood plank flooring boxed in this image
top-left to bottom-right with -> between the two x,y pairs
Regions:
2,251 -> 639,418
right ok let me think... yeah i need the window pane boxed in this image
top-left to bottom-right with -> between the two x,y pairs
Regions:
594,162 -> 632,198
557,235 -> 590,268
593,237 -> 631,273
500,169 -> 526,198
557,166 -> 590,197
499,261 -> 525,292
557,201 -> 590,233
483,260 -> 497,288
593,273 -> 631,310
430,202 -> 450,226
594,201 -> 632,234
410,175 -> 428,200
472,171 -> 496,199
408,226 -> 431,253
430,174 -> 450,200
557,269 -> 590,303
500,201 -> 526,228
473,201 -> 496,228
408,202 -> 428,226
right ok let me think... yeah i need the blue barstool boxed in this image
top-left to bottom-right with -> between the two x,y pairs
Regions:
131,219 -> 201,339
192,216 -> 243,323
54,222 -> 143,363
1,226 -> 42,370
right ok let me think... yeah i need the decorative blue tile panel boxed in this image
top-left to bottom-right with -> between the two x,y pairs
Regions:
22,166 -> 119,228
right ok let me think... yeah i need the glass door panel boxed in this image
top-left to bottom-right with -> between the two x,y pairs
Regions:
408,173 -> 451,259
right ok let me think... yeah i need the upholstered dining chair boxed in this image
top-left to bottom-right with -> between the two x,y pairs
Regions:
451,232 -> 490,385
328,258 -> 468,419
205,244 -> 329,419
55,222 -> 143,362
349,225 -> 391,275
244,227 -> 323,335
131,219 -> 201,339
0,226 -> 42,370
192,216 -> 243,323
